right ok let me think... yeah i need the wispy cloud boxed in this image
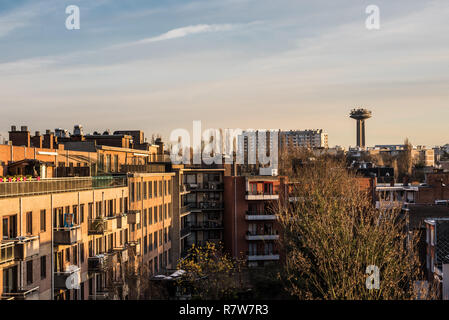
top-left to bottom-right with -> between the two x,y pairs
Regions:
121,24 -> 237,47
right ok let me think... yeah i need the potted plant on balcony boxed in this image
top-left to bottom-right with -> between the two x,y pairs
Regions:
91,217 -> 105,233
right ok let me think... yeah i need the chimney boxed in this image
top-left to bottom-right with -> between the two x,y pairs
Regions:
9,125 -> 30,147
31,131 -> 43,148
43,130 -> 56,149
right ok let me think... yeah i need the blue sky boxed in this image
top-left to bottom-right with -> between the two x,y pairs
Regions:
0,0 -> 448,148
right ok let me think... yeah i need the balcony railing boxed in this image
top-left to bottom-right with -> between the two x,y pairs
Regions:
247,251 -> 280,261
88,254 -> 109,273
179,185 -> 189,194
88,291 -> 109,300
113,247 -> 129,263
0,175 -> 127,198
245,191 -> 279,200
189,222 -> 224,230
1,286 -> 40,300
180,226 -> 191,238
245,231 -> 279,241
0,241 -> 15,265
14,236 -> 40,260
186,182 -> 224,191
54,225 -> 81,245
245,211 -> 277,220
127,211 -> 140,224
180,204 -> 193,215
186,201 -> 224,210
54,266 -> 81,289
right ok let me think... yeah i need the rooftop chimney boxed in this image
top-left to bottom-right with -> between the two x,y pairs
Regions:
9,125 -> 30,147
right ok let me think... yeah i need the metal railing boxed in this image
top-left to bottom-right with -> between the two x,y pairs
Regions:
189,222 -> 224,229
0,175 -> 127,198
0,241 -> 15,264
180,226 -> 191,238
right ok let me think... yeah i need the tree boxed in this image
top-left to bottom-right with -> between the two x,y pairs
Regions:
176,242 -> 245,300
277,158 -> 431,300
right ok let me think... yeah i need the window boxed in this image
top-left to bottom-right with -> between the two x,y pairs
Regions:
2,215 -> 17,239
80,204 -> 85,223
154,232 -> 158,249
143,182 -> 147,199
164,180 -> 167,196
26,260 -> 33,284
154,207 -> 158,223
73,246 -> 78,265
143,209 -> 147,227
65,248 -> 70,262
26,211 -> 32,235
41,256 -> 47,279
159,181 -> 162,197
164,228 -> 167,243
153,181 -> 157,197
114,155 -> 119,172
149,233 -> 153,251
159,231 -> 162,246
159,205 -> 162,221
130,183 -> 135,202
148,182 -> 152,198
137,182 -> 141,201
164,204 -> 167,219
80,243 -> 85,263
144,236 -> 148,254
40,210 -> 46,232
73,205 -> 78,224
149,208 -> 152,225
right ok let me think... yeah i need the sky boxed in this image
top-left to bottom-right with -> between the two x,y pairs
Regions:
0,0 -> 448,148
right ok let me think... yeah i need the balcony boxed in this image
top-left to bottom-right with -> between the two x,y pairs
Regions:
245,231 -> 279,241
54,225 -> 81,245
113,247 -> 129,263
14,236 -> 40,260
180,226 -> 191,238
189,222 -> 223,230
180,204 -> 193,215
1,286 -> 40,300
0,175 -> 127,199
187,182 -> 224,191
54,266 -> 81,289
0,241 -> 15,265
247,251 -> 280,261
245,211 -> 277,221
88,291 -> 109,300
116,214 -> 128,229
128,241 -> 141,257
88,254 -> 109,273
190,201 -> 224,210
245,191 -> 279,201
179,184 -> 190,194
127,210 -> 140,224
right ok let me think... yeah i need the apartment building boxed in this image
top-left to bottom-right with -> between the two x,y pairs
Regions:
0,175 -> 130,300
424,217 -> 449,299
127,172 -> 174,280
223,175 -> 284,267
1,125 -> 162,178
279,129 -> 328,149
170,166 -> 192,264
182,169 -> 225,248
0,124 -> 182,300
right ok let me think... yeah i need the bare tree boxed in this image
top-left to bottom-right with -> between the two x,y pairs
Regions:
277,158 -> 433,300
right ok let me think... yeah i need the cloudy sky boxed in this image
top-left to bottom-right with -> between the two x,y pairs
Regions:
0,0 -> 448,148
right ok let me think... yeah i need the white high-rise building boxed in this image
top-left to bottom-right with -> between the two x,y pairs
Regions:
279,129 -> 328,149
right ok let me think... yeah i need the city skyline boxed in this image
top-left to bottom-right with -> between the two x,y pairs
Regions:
1,0 -> 449,147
